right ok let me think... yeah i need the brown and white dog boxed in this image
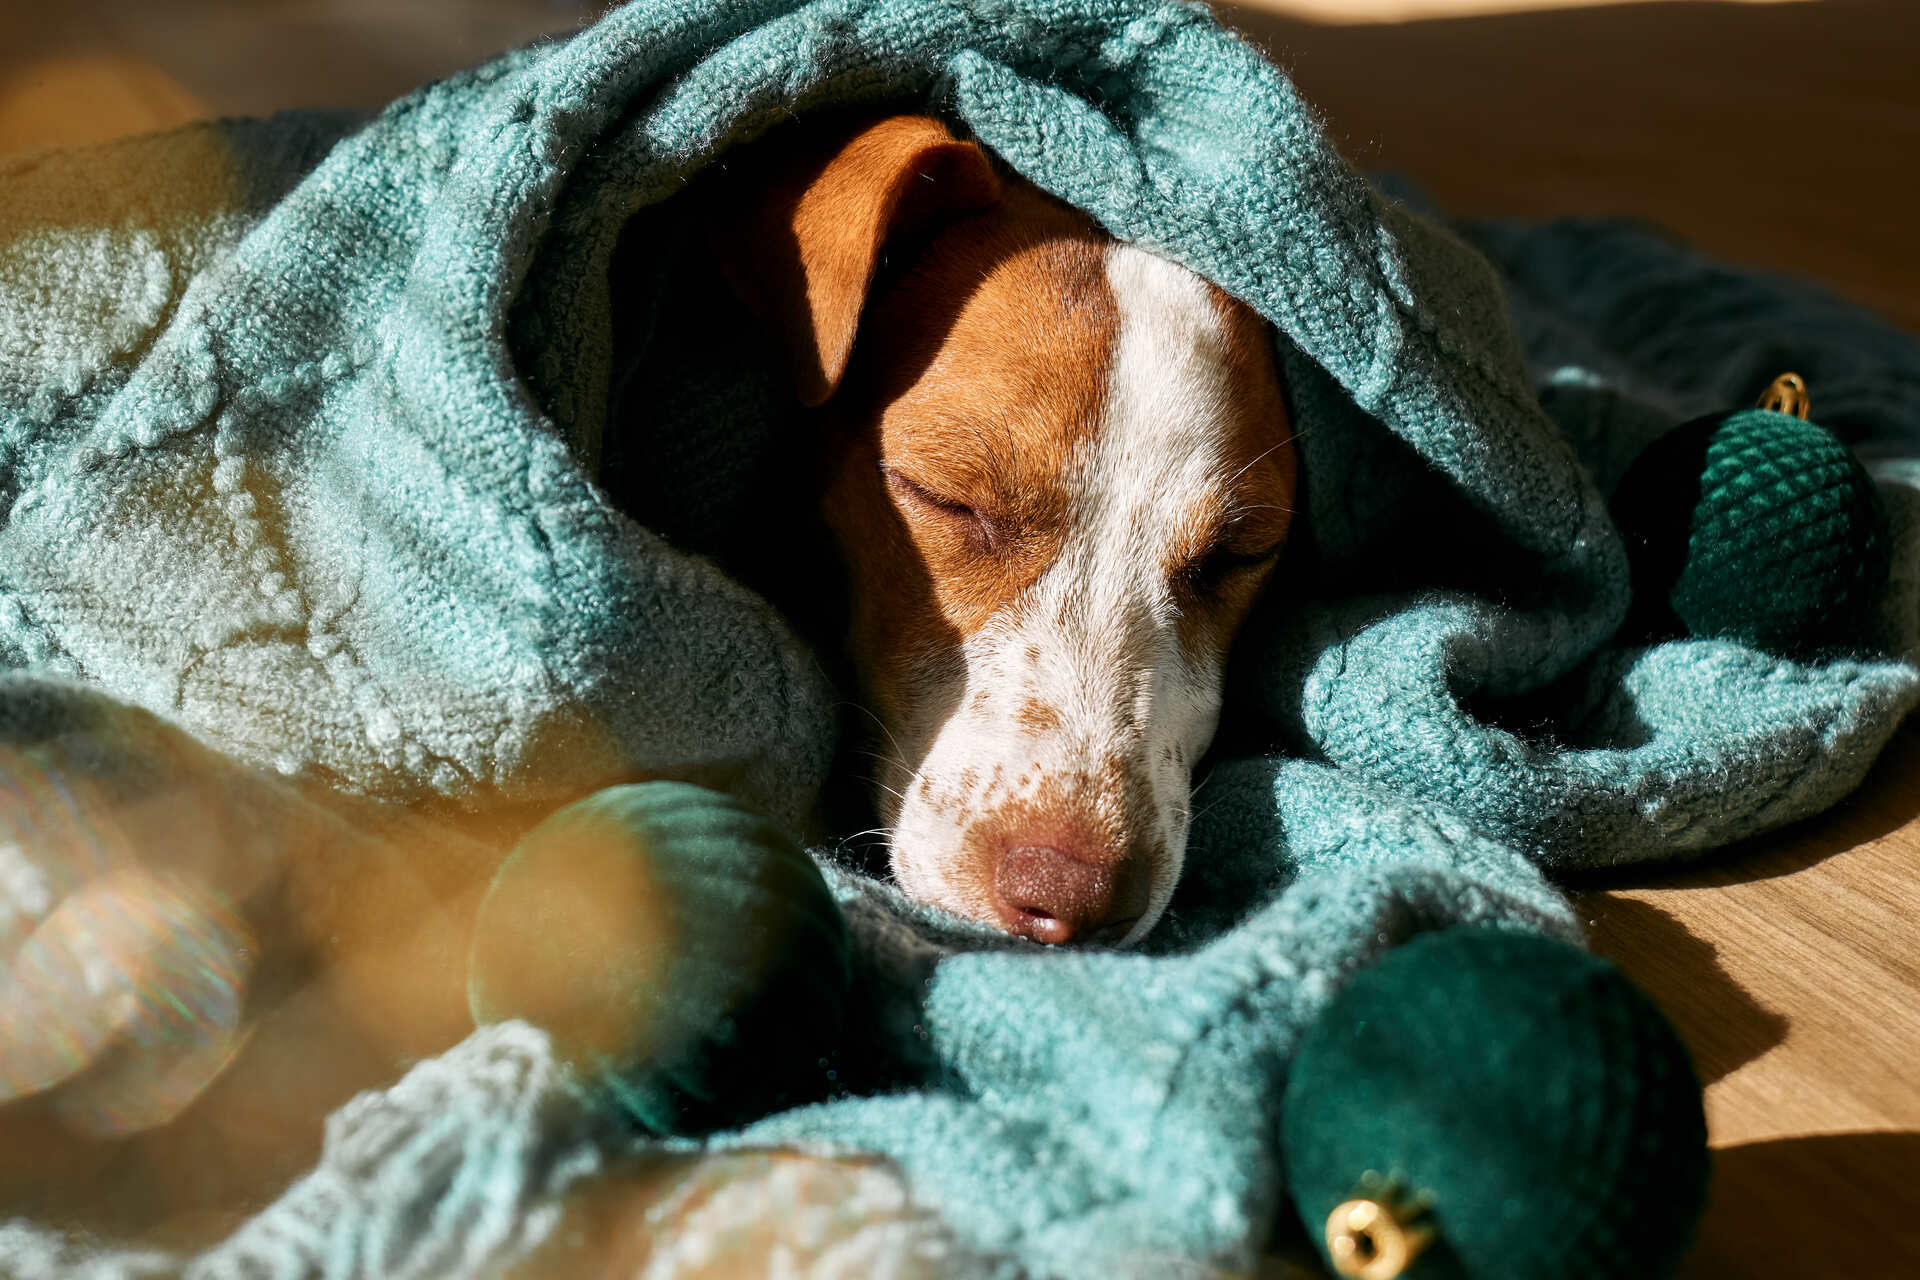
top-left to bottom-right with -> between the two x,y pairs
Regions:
0,111 -> 1298,1243
710,116 -> 1298,946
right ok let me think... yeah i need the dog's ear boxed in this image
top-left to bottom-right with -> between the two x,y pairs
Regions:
707,115 -> 1001,408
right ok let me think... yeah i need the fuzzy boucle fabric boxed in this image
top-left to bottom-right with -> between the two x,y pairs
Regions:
2,1 -> 1917,1277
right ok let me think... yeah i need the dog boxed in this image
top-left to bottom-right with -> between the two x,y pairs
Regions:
705,115 -> 1298,946
0,111 -> 1298,1246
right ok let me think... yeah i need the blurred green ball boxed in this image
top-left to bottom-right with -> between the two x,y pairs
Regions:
1282,928 -> 1709,1280
467,780 -> 849,1135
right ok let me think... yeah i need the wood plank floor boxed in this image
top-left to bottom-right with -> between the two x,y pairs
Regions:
4,2 -> 1917,1275
1577,725 -> 1920,1276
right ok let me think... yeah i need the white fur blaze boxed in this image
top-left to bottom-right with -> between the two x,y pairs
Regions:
887,246 -> 1244,945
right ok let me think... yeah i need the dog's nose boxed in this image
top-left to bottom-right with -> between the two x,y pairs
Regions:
994,845 -> 1144,945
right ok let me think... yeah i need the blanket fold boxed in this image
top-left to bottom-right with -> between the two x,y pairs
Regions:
3,1 -> 1917,1276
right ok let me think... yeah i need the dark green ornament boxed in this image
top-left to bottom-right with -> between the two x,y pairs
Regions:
467,781 -> 850,1136
1282,927 -> 1709,1280
1611,382 -> 1888,655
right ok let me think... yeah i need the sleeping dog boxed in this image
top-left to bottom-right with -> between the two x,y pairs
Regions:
0,111 -> 1298,1239
702,116 -> 1298,946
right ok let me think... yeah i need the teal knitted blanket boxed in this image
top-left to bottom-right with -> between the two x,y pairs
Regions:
2,1 -> 1917,1276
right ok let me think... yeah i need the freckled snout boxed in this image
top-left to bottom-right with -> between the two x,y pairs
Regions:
993,839 -> 1151,945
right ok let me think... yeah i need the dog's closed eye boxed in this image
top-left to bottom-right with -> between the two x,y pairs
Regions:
884,465 -> 998,553
1174,538 -> 1284,596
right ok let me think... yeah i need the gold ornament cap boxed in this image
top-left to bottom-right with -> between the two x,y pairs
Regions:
1756,372 -> 1812,420
1324,1172 -> 1436,1279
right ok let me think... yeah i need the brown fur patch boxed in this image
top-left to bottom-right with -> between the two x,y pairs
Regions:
1014,698 -> 1064,736
708,115 -> 1002,407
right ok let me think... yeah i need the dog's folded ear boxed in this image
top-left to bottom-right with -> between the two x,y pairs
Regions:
705,115 -> 1001,407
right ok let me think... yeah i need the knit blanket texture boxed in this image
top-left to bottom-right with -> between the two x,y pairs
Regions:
2,1 -> 1918,1276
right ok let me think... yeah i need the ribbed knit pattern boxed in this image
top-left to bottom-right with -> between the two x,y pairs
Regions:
1283,928 -> 1709,1280
0,1 -> 1916,1277
1676,409 -> 1889,650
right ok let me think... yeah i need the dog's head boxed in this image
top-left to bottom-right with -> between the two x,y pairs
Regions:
714,116 -> 1296,945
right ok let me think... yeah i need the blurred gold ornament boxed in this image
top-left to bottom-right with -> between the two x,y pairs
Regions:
1325,1174 -> 1436,1279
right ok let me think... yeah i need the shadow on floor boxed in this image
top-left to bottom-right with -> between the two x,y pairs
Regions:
1684,1131 -> 1920,1277
1577,892 -> 1788,1087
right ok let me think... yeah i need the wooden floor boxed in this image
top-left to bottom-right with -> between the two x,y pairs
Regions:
1578,725 -> 1920,1276
3,2 -> 1916,1275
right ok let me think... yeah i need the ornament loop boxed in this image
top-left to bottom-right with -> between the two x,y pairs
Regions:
1325,1174 -> 1436,1279
1757,372 -> 1812,420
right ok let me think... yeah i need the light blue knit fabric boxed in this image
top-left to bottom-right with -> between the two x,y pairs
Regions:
2,1 -> 1916,1276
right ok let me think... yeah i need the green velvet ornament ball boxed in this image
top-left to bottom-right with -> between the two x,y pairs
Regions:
1611,406 -> 1888,655
467,780 -> 850,1136
1282,928 -> 1709,1280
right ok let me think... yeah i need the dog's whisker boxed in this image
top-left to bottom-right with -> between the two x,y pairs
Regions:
1271,422 -> 1315,447
1186,794 -> 1231,827
849,747 -> 919,795
1224,436 -> 1293,486
867,776 -> 914,808
838,700 -> 914,773
849,745 -> 909,763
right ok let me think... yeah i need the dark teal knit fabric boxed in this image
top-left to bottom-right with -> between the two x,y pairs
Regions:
0,2 -> 1916,1277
